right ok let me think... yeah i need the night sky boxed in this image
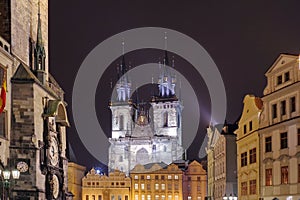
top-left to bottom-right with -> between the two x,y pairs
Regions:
48,1 -> 300,170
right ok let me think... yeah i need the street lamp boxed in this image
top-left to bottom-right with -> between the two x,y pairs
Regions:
0,168 -> 20,200
223,194 -> 237,200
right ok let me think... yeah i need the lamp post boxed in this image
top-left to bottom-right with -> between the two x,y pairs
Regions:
0,168 -> 20,200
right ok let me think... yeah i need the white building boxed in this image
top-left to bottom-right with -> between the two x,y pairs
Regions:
108,51 -> 184,175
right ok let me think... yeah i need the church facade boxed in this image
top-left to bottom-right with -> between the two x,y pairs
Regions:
108,52 -> 184,175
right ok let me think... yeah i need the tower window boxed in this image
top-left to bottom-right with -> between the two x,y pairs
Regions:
119,115 -> 124,130
163,112 -> 168,127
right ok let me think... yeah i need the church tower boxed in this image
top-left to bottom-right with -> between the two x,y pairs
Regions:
0,0 -> 71,199
108,40 -> 184,175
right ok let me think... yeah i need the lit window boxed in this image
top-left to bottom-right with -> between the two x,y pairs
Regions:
168,175 -> 172,179
249,180 -> 256,195
155,183 -> 159,190
168,195 -> 172,200
161,184 -> 165,190
134,183 -> 138,190
146,175 -> 151,180
161,195 -> 165,200
147,195 -> 151,200
241,182 -> 247,196
175,196 -> 179,200
141,183 -> 145,190
135,195 -> 139,200
281,166 -> 288,184
141,195 -> 145,200
155,195 -> 159,200
134,175 -> 138,180
249,148 -> 256,164
174,175 -> 179,180
266,169 -> 272,186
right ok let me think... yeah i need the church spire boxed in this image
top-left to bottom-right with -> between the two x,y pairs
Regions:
116,41 -> 131,102
34,0 -> 46,83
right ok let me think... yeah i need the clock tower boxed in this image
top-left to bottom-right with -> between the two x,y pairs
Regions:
0,0 -> 72,199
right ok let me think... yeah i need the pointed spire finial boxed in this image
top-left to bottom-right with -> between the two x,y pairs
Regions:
164,32 -> 167,50
122,39 -> 125,55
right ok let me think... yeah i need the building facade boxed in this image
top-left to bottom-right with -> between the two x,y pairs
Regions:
259,54 -> 300,200
68,162 -> 87,200
236,95 -> 263,200
0,0 -> 71,199
206,123 -> 238,200
82,168 -> 131,200
108,52 -> 184,175
182,160 -> 207,200
130,162 -> 183,200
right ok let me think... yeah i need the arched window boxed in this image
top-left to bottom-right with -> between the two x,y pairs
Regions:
163,112 -> 168,127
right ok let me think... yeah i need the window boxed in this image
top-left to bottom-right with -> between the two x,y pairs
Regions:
155,183 -> 159,190
241,182 -> 247,195
141,175 -> 144,180
197,176 -> 201,181
167,175 -> 172,179
134,183 -> 138,190
188,177 -> 191,181
125,196 -> 128,200
249,148 -> 256,164
249,180 -> 256,195
141,183 -> 145,190
135,195 -> 139,200
0,111 -> 6,138
249,121 -> 252,131
161,175 -> 165,180
284,71 -> 290,82
141,195 -> 145,200
265,136 -> 272,152
147,195 -> 151,200
146,175 -> 150,180
134,175 -> 138,180
155,175 -> 159,180
118,195 -> 121,200
241,152 -> 247,167
174,175 -> 178,180
298,164 -> 300,183
175,196 -> 179,200
119,156 -> 123,162
155,195 -> 159,200
281,166 -> 288,184
111,196 -> 115,200
290,97 -> 296,113
163,112 -> 168,127
168,183 -> 172,190
298,129 -> 300,146
99,196 -> 102,200
86,195 -> 89,200
277,75 -> 282,85
161,184 -> 165,190
281,100 -> 286,115
280,132 -> 288,149
266,169 -> 272,186
147,183 -> 151,190
197,184 -> 201,191
174,183 -> 179,190
119,115 -> 124,130
168,195 -> 172,200
272,104 -> 277,119
243,124 -> 247,134
161,195 -> 165,200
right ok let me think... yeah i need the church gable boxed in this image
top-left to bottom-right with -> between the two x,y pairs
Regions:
12,63 -> 38,82
265,54 -> 297,75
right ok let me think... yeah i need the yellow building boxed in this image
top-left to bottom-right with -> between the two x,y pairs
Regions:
130,162 -> 183,200
259,54 -> 300,200
82,168 -> 131,200
235,95 -> 263,200
182,160 -> 207,200
68,162 -> 87,200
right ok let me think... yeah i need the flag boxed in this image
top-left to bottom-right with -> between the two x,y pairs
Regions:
0,78 -> 7,113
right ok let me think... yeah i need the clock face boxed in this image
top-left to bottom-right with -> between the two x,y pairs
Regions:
52,174 -> 60,199
49,137 -> 59,166
17,161 -> 29,173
